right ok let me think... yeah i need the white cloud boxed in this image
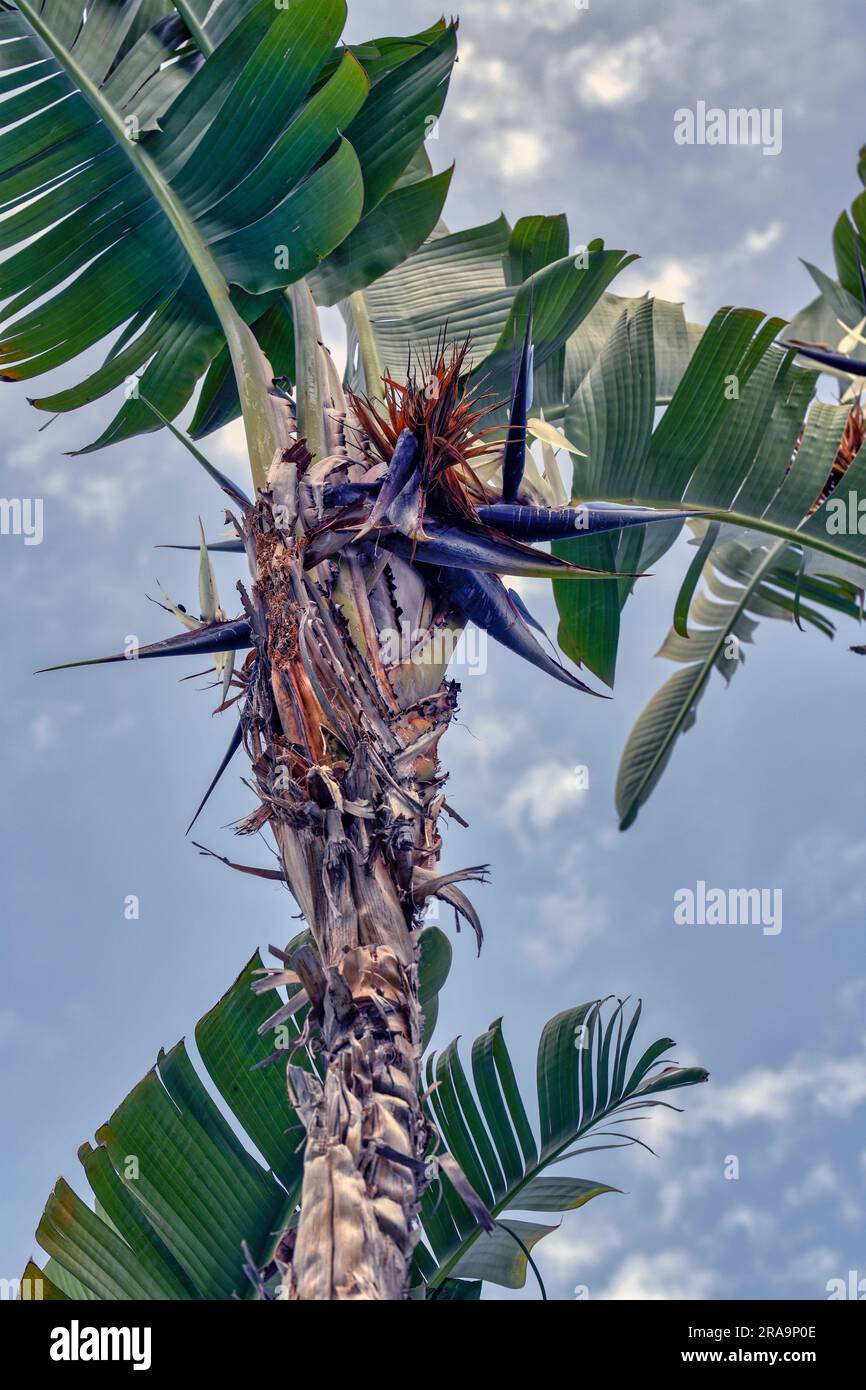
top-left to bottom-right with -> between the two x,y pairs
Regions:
618,258 -> 695,305
691,1046 -> 866,1129
7,428 -> 145,526
505,575 -> 553,607
20,465 -> 141,528
838,977 -> 866,1012
488,0 -> 589,32
658,1162 -> 718,1228
211,417 -> 249,463
540,1221 -> 623,1278
784,1162 -> 861,1224
455,711 -> 520,766
721,1204 -> 776,1242
555,32 -> 668,108
483,129 -> 549,182
454,43 -> 508,91
784,1161 -> 838,1207
7,437 -> 53,472
523,885 -> 608,972
742,221 -> 783,255
29,703 -> 81,752
783,832 -> 866,925
784,1246 -> 841,1288
501,760 -> 587,828
599,1249 -> 722,1300
615,221 -> 782,318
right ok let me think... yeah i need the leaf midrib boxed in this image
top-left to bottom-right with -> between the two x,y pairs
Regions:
15,0 -> 281,488
16,1 -> 230,312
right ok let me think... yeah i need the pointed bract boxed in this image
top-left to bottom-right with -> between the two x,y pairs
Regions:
37,619 -> 253,673
376,518 -> 623,580
781,339 -> 866,376
359,428 -> 421,534
426,565 -> 606,696
478,502 -> 695,541
502,310 -> 534,503
187,721 -> 245,836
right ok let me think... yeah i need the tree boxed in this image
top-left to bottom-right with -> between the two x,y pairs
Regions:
6,1 -> 721,1301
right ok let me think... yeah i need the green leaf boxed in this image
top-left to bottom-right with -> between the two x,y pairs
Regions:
3,2 -> 453,472
616,538 -> 785,829
546,291 -> 866,821
515,1175 -> 620,1212
552,299 -> 657,684
6,0 -> 370,482
674,522 -> 721,638
24,962 -> 705,1301
430,1276 -> 482,1300
418,924 -> 453,1051
344,22 -> 457,216
449,1220 -> 558,1289
343,214 -> 513,388
506,215 -> 570,285
309,167 -> 454,307
419,1001 -> 706,1292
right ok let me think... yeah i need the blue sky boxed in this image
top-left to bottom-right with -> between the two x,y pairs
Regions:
2,0 -> 866,1300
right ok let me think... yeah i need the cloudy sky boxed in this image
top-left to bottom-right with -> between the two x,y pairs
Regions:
3,0 -> 866,1301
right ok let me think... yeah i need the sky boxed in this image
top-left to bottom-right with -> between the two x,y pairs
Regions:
2,0 -> 866,1302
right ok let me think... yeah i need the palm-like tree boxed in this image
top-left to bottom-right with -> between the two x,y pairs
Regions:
6,1 -> 726,1301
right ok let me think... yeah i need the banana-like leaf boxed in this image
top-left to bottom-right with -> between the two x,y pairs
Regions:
24,930 -> 452,1299
190,33 -> 458,437
22,953 -> 704,1300
2,0 -> 369,479
616,528 -> 860,829
415,998 -> 707,1294
550,297 -> 866,822
1,2 -> 456,468
342,209 -> 700,418
786,156 -> 866,381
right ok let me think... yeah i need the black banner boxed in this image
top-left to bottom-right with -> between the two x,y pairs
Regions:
10,1297 -> 862,1374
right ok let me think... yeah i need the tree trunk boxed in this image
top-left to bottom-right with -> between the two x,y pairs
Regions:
241,432 -> 461,1300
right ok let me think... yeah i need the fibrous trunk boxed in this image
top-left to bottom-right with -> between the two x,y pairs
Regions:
237,416 -> 463,1300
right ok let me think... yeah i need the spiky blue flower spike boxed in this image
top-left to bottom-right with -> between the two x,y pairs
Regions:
425,564 -> 607,697
501,307 -> 534,503
36,618 -> 253,673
